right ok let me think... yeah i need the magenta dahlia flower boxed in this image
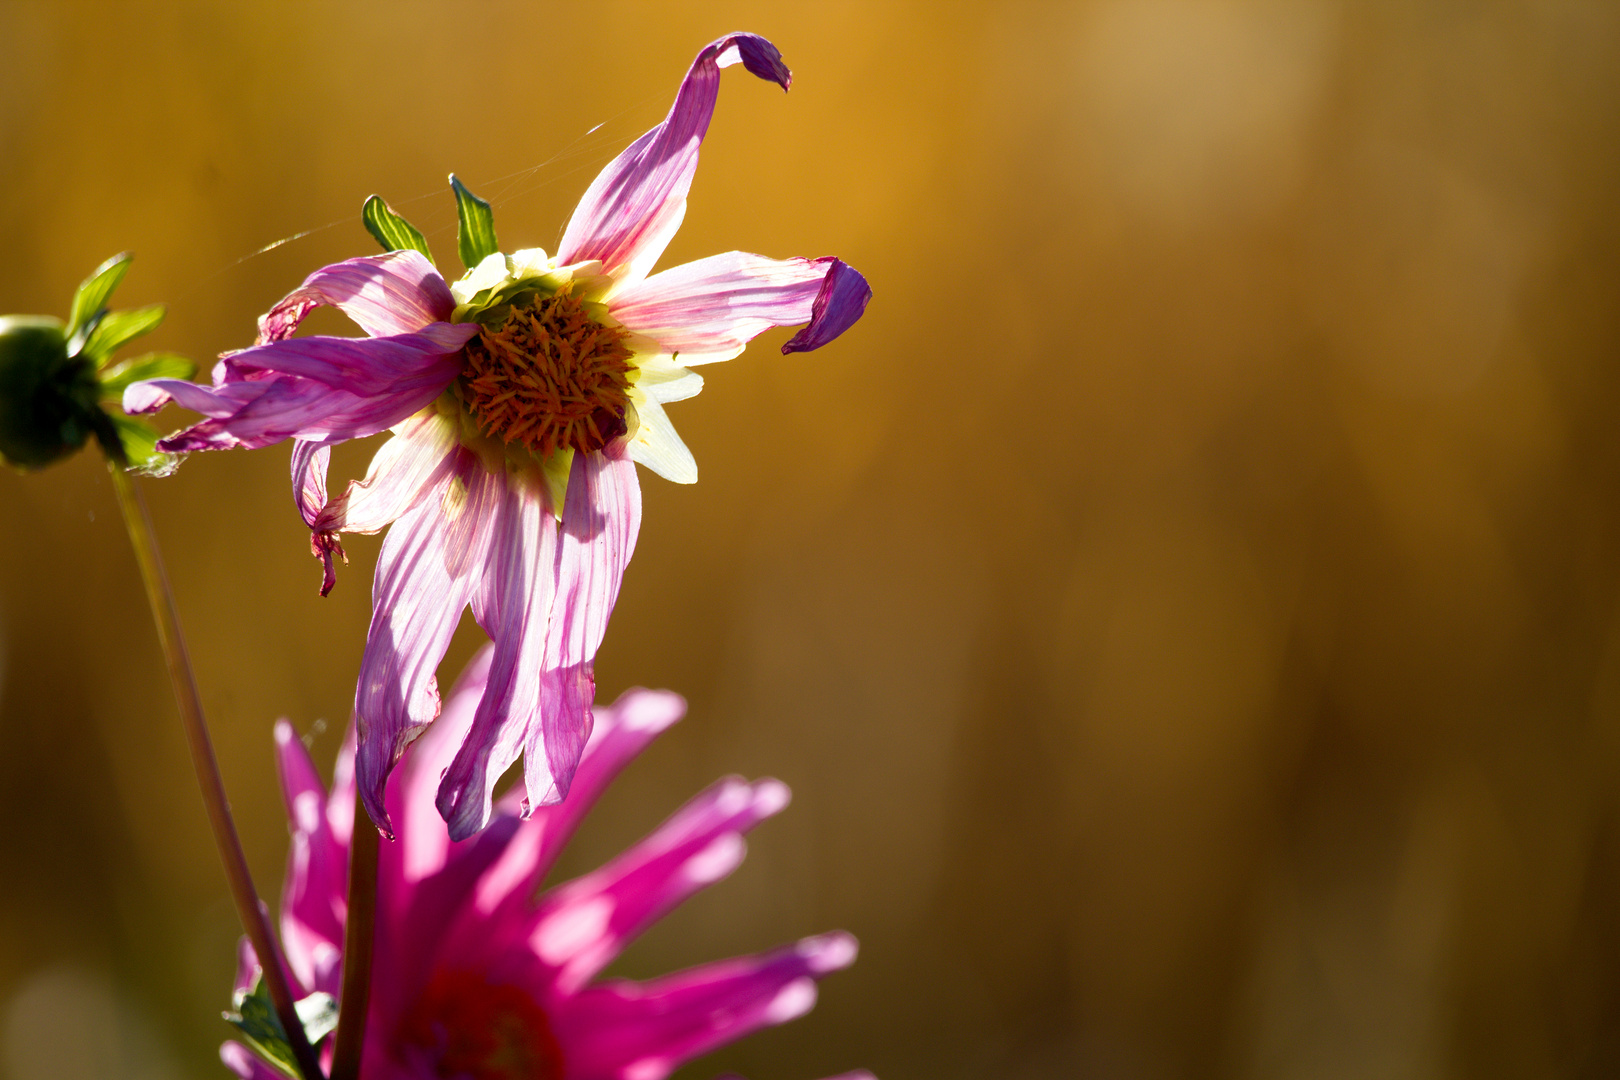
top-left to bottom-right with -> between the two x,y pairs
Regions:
224,648 -> 862,1080
124,32 -> 870,839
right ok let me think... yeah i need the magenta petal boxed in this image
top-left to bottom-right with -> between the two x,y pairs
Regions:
558,932 -> 859,1080
273,720 -> 346,996
529,448 -> 641,808
257,250 -> 455,343
611,251 -> 840,363
437,481 -> 557,842
557,33 -> 791,283
781,258 -> 873,354
353,454 -> 500,835
527,775 -> 789,993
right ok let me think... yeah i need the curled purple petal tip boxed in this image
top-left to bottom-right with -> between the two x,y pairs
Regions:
782,259 -> 872,354
724,32 -> 792,91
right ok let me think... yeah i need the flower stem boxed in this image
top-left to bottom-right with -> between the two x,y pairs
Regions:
108,463 -> 326,1080
330,798 -> 379,1080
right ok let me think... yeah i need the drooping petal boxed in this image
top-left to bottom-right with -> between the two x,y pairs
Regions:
222,324 -> 477,397
557,933 -> 859,1080
526,775 -> 790,994
257,250 -> 455,343
290,440 -> 332,529
557,33 -> 791,287
437,477 -> 558,842
131,327 -> 473,454
290,440 -> 342,595
613,252 -> 860,365
382,645 -> 495,889
781,258 -> 874,354
313,411 -> 462,537
529,447 -> 641,807
354,453 -> 500,835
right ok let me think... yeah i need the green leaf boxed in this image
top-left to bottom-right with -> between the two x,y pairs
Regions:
362,195 -> 435,264
68,253 -> 133,340
224,978 -> 301,1080
99,352 -> 195,398
450,173 -> 498,272
223,977 -> 338,1080
81,304 -> 165,366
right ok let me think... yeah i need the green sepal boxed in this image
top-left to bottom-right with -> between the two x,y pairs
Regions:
450,174 -> 498,272
68,252 -> 133,341
80,304 -> 165,366
362,195 -> 435,264
99,352 -> 196,398
223,975 -> 339,1080
107,414 -> 182,476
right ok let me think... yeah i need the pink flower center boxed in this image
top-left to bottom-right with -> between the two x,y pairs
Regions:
396,968 -> 565,1080
460,288 -> 634,458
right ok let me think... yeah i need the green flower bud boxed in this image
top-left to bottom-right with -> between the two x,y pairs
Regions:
0,314 -> 105,469
0,254 -> 195,473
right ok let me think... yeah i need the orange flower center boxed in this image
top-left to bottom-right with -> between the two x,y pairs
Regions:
460,288 -> 634,458
397,969 -> 565,1080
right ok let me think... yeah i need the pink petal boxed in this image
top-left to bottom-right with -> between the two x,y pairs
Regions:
557,33 -> 791,285
134,327 -> 472,454
290,440 -> 341,594
437,480 -> 558,841
611,252 -> 839,364
354,453 -> 501,835
290,440 -> 332,529
300,412 -> 462,595
223,324 -> 477,397
529,447 -> 641,808
257,250 -> 454,343
383,644 -> 496,887
557,932 -> 859,1080
526,775 -> 790,994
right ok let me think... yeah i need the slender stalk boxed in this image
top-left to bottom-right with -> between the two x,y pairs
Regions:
109,463 -> 326,1080
330,798 -> 379,1080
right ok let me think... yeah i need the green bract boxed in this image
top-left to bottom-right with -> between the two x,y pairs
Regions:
0,253 -> 194,473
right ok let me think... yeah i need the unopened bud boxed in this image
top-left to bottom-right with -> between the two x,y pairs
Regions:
0,315 -> 102,469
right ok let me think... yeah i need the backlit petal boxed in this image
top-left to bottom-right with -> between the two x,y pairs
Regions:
257,250 -> 455,343
529,447 -> 641,807
354,453 -> 501,835
557,33 -> 791,287
558,933 -> 859,1080
613,252 -> 844,365
437,478 -> 558,842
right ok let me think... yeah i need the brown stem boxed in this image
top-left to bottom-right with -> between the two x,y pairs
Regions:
108,463 -> 325,1080
330,797 -> 379,1080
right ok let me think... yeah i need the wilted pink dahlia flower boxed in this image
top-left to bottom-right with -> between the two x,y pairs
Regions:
225,647 -> 861,1080
125,33 -> 870,840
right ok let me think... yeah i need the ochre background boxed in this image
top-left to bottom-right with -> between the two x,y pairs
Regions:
3,2 -> 1620,1078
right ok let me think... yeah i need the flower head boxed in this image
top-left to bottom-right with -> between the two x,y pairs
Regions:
224,649 -> 862,1080
126,33 -> 871,839
0,252 -> 192,472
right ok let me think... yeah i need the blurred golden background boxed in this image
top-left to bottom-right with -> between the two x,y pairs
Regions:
3,1 -> 1620,1077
